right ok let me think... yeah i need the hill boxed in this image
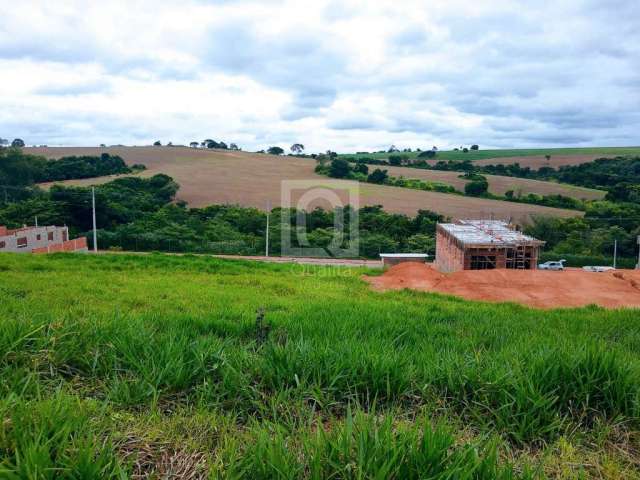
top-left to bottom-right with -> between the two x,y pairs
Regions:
1,252 -> 638,477
28,146 -> 583,223
340,146 -> 640,169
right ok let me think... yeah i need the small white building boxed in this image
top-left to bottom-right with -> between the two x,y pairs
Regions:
0,225 -> 87,254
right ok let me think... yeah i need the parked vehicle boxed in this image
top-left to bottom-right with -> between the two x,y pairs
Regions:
538,260 -> 566,271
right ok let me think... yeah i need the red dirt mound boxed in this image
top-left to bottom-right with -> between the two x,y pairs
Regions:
365,263 -> 640,309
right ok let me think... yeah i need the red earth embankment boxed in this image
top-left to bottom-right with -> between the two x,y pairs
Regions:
365,263 -> 640,309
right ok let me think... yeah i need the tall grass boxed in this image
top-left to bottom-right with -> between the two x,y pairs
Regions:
0,252 -> 639,476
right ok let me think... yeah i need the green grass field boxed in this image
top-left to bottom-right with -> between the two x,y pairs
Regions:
1,253 -> 639,478
339,146 -> 640,162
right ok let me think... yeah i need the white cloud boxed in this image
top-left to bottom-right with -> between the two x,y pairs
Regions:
0,0 -> 639,150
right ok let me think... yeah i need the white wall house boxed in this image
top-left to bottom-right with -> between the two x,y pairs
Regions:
0,225 -> 87,253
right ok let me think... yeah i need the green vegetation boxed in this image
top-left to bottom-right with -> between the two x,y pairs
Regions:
0,170 -> 445,257
0,253 -> 639,477
339,146 -> 640,163
526,209 -> 640,262
0,147 -> 138,192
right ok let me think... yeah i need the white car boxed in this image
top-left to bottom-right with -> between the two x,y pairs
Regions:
538,260 -> 566,271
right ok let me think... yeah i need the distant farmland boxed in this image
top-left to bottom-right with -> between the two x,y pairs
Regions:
340,146 -> 640,169
383,165 -> 605,200
29,146 -> 584,223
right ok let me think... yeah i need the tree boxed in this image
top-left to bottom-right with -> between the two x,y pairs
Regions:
462,147 -> 469,153
367,168 -> 388,184
202,139 -> 220,149
388,145 -> 399,153
153,141 -> 162,146
464,178 -> 489,196
290,143 -> 305,155
267,146 -> 284,155
218,141 -> 228,150
190,142 -> 199,148
354,163 -> 369,175
545,154 -> 551,162
417,150 -> 436,158
229,143 -> 240,151
328,158 -> 350,178
388,155 -> 402,166
359,232 -> 399,257
0,147 -> 46,186
0,138 -> 9,147
315,154 -> 329,167
406,233 -> 435,253
470,144 -> 479,150
11,138 -> 25,148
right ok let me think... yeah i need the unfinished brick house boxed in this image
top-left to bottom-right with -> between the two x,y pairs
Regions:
435,220 -> 545,273
0,225 -> 88,254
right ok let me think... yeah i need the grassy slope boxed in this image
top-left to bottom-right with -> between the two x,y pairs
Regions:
1,253 -> 639,478
339,146 -> 640,162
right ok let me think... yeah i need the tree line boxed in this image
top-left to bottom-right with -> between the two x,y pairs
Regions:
0,147 -> 141,189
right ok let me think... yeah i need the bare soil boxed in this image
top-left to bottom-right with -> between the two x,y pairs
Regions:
29,146 -> 581,224
366,262 -> 640,309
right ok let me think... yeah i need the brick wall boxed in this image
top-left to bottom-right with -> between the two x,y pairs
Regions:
32,237 -> 88,254
435,228 -> 465,273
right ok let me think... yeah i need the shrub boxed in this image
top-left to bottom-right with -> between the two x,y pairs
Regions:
328,158 -> 351,178
367,168 -> 388,184
465,178 -> 489,196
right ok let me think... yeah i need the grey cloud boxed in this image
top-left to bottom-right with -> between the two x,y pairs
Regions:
204,23 -> 343,111
3,0 -> 640,150
34,80 -> 113,96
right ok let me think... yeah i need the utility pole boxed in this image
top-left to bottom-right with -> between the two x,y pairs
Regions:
34,216 -> 38,228
636,235 -> 640,270
265,200 -> 271,257
92,187 -> 98,253
613,239 -> 617,269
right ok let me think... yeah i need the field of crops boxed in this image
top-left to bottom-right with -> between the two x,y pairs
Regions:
339,146 -> 640,167
1,252 -> 639,478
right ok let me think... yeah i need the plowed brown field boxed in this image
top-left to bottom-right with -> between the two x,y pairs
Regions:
29,146 -> 582,223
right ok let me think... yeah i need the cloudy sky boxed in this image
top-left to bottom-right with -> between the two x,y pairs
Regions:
1,0 -> 638,152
